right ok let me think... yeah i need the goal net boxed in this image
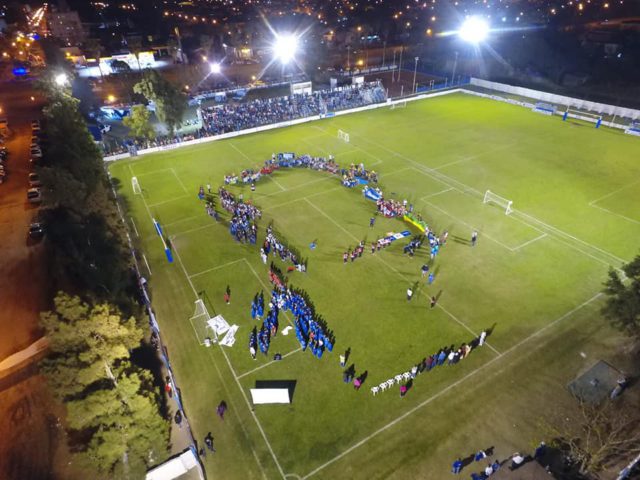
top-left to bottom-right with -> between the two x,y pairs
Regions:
337,129 -> 350,143
132,176 -> 142,195
189,299 -> 212,345
390,101 -> 407,110
563,109 -> 603,128
483,190 -> 513,215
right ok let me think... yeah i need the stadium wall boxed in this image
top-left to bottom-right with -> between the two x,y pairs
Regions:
103,88 -> 462,162
469,78 -> 640,126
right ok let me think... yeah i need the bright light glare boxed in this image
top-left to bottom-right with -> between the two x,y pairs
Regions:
54,73 -> 68,86
210,62 -> 221,74
273,34 -> 298,64
459,17 -> 489,43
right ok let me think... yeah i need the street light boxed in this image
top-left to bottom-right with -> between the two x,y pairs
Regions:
209,62 -> 221,74
54,73 -> 68,86
412,56 -> 419,94
107,94 -> 116,103
459,17 -> 489,43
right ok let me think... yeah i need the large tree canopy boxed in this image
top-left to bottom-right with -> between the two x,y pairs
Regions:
133,70 -> 186,135
41,293 -> 168,479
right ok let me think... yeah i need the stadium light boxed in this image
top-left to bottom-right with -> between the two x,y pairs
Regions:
459,17 -> 489,43
210,62 -> 221,74
54,72 -> 68,86
273,34 -> 298,65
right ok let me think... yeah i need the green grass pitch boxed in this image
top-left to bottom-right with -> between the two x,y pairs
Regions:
109,93 -> 640,479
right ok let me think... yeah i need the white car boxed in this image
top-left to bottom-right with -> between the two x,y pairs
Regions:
27,187 -> 42,204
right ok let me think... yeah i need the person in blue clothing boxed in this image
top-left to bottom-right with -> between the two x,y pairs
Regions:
452,458 -> 463,474
428,272 -> 435,285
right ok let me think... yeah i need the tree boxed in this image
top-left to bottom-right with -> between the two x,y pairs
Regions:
40,293 -> 143,399
602,255 -> 640,340
40,293 -> 169,479
123,105 -> 155,141
546,399 -> 640,476
133,70 -> 186,135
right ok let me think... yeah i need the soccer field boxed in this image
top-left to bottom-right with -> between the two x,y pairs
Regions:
109,92 -> 640,479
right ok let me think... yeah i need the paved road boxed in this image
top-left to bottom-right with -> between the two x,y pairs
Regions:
0,82 -> 49,361
0,82 -> 71,480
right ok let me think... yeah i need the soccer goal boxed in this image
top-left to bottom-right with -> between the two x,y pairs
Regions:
390,101 -> 407,110
190,299 -> 213,346
131,176 -> 142,195
563,108 -> 603,128
337,129 -> 350,143
483,190 -> 513,215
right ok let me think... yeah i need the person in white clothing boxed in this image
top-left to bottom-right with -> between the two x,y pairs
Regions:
479,330 -> 487,346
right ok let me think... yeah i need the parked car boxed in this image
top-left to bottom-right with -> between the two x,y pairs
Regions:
30,148 -> 42,158
31,120 -> 40,129
28,172 -> 41,187
28,222 -> 45,239
27,187 -> 42,203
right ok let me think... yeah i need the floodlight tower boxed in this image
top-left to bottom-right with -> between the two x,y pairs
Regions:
273,34 -> 298,65
209,62 -> 221,74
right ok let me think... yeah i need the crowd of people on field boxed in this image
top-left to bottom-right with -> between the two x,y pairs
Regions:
263,224 -> 304,271
341,162 -> 378,188
248,292 -> 280,357
270,286 -> 334,358
218,187 -> 260,243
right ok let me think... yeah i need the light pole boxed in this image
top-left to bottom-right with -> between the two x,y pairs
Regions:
397,46 -> 403,82
391,49 -> 397,82
451,51 -> 459,86
347,45 -> 351,71
412,56 -> 419,94
382,41 -> 386,67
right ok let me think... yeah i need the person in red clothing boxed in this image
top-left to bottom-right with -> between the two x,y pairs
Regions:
224,286 -> 231,304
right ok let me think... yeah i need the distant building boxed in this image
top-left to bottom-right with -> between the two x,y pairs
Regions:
48,11 -> 86,46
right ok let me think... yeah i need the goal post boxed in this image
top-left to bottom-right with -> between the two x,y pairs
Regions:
190,299 -> 211,345
483,190 -> 513,215
563,108 -> 603,128
337,129 -> 350,143
131,176 -> 142,195
390,101 -> 407,110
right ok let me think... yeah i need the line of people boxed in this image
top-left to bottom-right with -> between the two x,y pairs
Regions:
271,286 -> 334,359
218,187 -> 261,243
371,331 -> 489,396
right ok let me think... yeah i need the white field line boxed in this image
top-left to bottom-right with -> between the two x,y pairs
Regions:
433,142 -> 517,171
331,127 -> 626,266
147,195 -> 189,208
229,142 -> 285,191
188,315 -> 206,346
512,233 -> 548,251
242,259 -> 296,329
172,241 -> 285,479
236,347 -> 303,379
171,222 -> 216,238
128,164 -> 155,226
425,202 -> 517,252
131,167 -> 175,177
303,198 -> 499,353
263,186 -> 344,212
171,168 -> 189,194
130,217 -> 140,237
435,303 -> 501,355
165,214 -> 202,229
589,203 -> 640,226
302,291 -> 603,479
130,164 -> 270,478
257,175 -> 337,199
142,253 -> 152,276
419,187 -> 454,201
189,258 -> 246,279
588,180 -> 640,206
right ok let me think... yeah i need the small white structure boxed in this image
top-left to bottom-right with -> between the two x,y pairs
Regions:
146,448 -> 202,480
250,388 -> 292,405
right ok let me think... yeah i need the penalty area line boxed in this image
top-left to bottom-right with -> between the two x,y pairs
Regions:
236,347 -> 303,380
301,291 -> 603,479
